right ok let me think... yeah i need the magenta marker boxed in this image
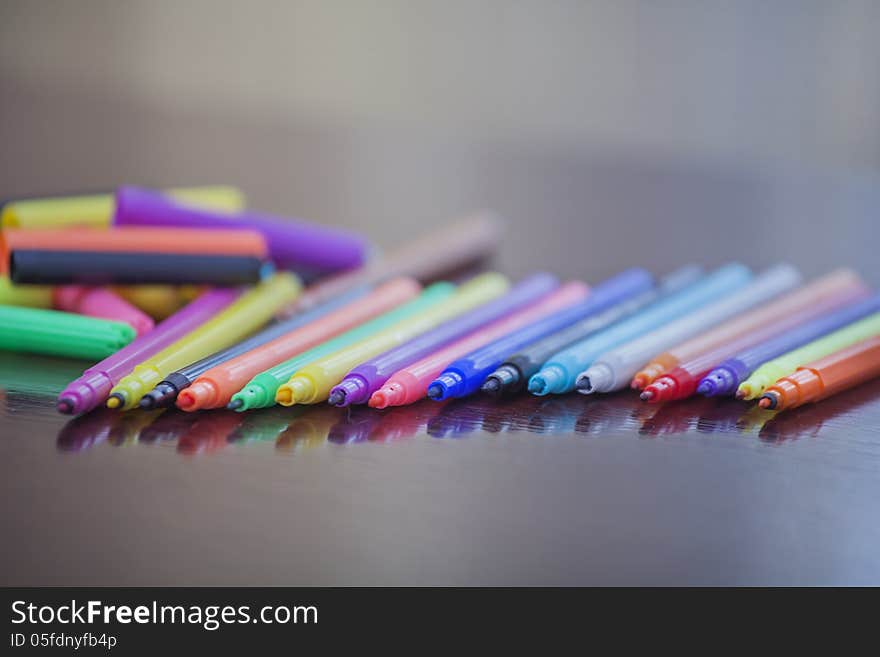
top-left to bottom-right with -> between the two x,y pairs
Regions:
55,288 -> 239,415
113,186 -> 368,273
327,273 -> 560,406
53,286 -> 155,336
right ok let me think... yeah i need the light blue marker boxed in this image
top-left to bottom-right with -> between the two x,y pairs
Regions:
528,263 -> 753,395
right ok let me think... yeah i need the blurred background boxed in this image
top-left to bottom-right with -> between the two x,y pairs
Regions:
1,0 -> 878,283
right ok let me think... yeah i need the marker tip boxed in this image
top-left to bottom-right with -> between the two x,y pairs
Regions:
106,393 -> 124,409
227,398 -> 244,411
328,390 -> 345,406
758,395 -> 776,410
427,384 -> 443,400
56,398 -> 74,415
481,378 -> 501,395
639,390 -> 654,402
138,396 -> 155,410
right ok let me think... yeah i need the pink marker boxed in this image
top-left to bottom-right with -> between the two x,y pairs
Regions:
369,282 -> 590,408
54,286 -> 155,336
55,288 -> 239,415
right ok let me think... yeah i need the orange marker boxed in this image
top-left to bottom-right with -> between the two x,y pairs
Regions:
631,269 -> 866,388
0,226 -> 267,271
759,336 -> 880,411
175,278 -> 421,411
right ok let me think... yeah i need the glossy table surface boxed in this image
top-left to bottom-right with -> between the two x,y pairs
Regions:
2,350 -> 879,585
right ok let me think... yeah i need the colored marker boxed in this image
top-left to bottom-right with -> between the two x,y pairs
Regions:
480,268 -> 656,397
632,269 -> 865,389
175,278 -> 420,411
139,285 -> 371,409
0,305 -> 135,360
369,277 -> 615,408
0,275 -> 52,308
637,269 -> 869,403
736,311 -> 880,400
53,286 -> 155,336
229,283 -> 456,411
10,250 -> 268,286
578,263 -> 801,395
427,281 -> 591,401
0,185 -> 244,230
528,263 -> 752,395
641,295 -> 872,403
112,285 -> 190,320
276,273 -> 512,405
286,212 -> 501,312
327,272 -> 559,406
700,293 -> 880,397
114,186 -> 367,273
759,336 -> 880,411
56,289 -> 238,415
107,272 -> 301,410
1,226 -> 267,265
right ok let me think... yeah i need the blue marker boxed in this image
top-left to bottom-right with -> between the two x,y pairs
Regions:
697,292 -> 880,397
528,262 -> 753,395
426,280 -> 602,401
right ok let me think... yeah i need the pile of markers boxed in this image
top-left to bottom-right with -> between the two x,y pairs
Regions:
1,185 -> 878,421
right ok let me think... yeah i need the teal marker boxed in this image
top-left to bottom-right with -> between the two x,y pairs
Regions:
528,263 -> 753,395
228,282 -> 456,410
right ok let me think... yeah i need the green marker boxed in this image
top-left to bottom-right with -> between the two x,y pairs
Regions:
228,282 -> 455,411
737,311 -> 880,399
0,304 -> 136,360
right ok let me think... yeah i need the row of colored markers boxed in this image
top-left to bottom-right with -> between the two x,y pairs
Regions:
1,186 -> 879,418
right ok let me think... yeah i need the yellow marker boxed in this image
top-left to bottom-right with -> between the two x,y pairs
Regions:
107,272 -> 301,410
0,275 -> 52,308
1,186 -> 244,229
113,286 -> 191,320
276,272 -> 509,405
737,311 -> 880,399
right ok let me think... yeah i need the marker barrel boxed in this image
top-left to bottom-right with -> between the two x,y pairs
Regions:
176,278 -> 420,411
140,286 -> 371,409
285,212 -> 502,313
10,250 -> 267,286
0,275 -> 52,308
229,283 -> 455,411
633,268 -> 866,388
736,311 -> 880,399
579,263 -> 801,395
107,272 -> 301,409
481,268 -> 656,397
529,263 -> 749,396
328,272 -> 558,406
114,186 -> 367,273
760,336 -> 880,411
427,281 -> 591,401
0,305 -> 135,359
0,185 -> 244,230
53,286 -> 155,335
278,272 -> 513,405
56,288 -> 239,415
699,293 -> 880,397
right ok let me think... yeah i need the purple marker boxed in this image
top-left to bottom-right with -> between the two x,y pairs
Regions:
56,288 -> 239,415
326,273 -> 560,406
113,186 -> 368,273
697,292 -> 880,397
